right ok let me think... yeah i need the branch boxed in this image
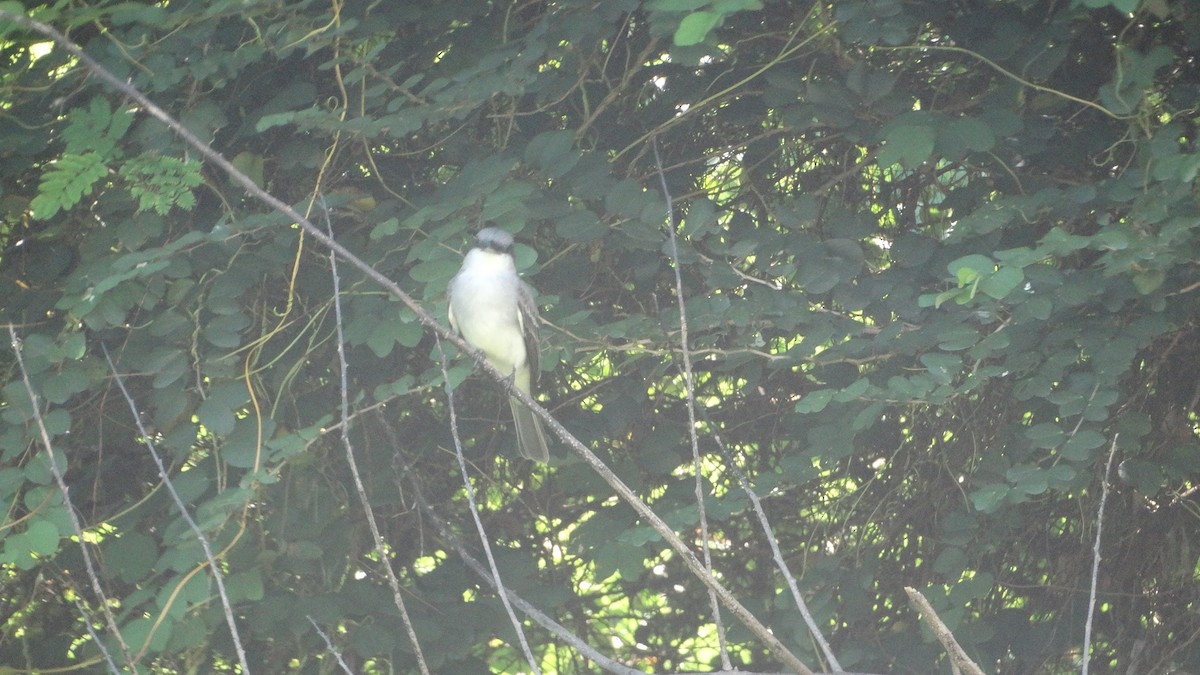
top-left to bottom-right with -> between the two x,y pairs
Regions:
698,407 -> 842,671
71,590 -> 121,673
652,136 -> 731,669
7,325 -> 132,668
0,12 -> 810,673
1082,434 -> 1120,675
414,488 -> 641,675
902,587 -> 985,675
306,616 -> 356,675
100,343 -> 251,673
325,203 -> 430,675
437,339 -> 541,673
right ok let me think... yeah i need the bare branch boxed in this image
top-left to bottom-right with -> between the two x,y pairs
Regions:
307,615 -> 356,675
7,325 -> 132,668
71,595 -> 121,673
100,343 -> 250,672
902,587 -> 985,675
1083,434 -> 1120,675
0,13 -> 810,672
324,205 -> 431,675
699,407 -> 842,671
436,339 -> 541,673
651,136 -> 731,669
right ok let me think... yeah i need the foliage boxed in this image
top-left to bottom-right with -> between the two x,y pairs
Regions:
0,0 -> 1198,673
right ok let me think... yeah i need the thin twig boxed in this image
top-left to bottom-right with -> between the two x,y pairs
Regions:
699,407 -> 842,671
0,15 -> 810,671
903,587 -> 985,675
408,480 -> 643,672
1082,433 -> 1119,675
7,325 -> 133,668
71,597 -> 121,674
651,136 -> 731,668
307,616 -> 356,675
324,205 -> 431,675
100,343 -> 250,673
436,338 -> 542,673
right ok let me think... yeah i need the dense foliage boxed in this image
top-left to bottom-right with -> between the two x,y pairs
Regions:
1,0 -> 1198,672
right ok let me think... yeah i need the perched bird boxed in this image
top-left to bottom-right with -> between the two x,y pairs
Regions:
447,227 -> 550,462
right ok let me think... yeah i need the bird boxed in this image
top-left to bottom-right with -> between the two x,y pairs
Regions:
447,227 -> 550,462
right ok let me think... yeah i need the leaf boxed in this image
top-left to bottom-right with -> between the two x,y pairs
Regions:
970,483 -> 1010,513
947,254 -> 994,278
647,0 -> 708,10
1025,422 -> 1065,449
41,364 -> 92,404
878,118 -> 935,168
674,11 -> 721,45
795,388 -> 834,413
197,381 -> 248,437
1062,429 -> 1107,460
833,377 -> 869,402
1132,269 -> 1164,295
933,547 -> 967,574
202,311 -> 250,348
30,152 -> 109,219
919,352 -> 960,385
230,152 -> 266,188
979,265 -> 1024,299
105,532 -> 159,583
25,519 -> 59,557
524,130 -> 578,177
947,116 -> 996,152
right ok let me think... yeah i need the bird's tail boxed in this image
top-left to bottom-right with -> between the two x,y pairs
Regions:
509,397 -> 550,463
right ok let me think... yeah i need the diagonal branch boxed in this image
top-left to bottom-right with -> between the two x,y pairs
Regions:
7,325 -> 132,669
325,203 -> 431,675
698,407 -> 842,671
101,343 -> 251,673
0,12 -> 810,673
1082,434 -> 1120,675
652,136 -> 731,669
903,587 -> 985,675
436,338 -> 541,673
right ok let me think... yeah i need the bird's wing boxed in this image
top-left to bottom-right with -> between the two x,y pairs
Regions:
517,281 -> 540,389
446,274 -> 459,333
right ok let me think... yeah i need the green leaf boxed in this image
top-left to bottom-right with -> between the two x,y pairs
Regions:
524,130 -> 578,177
919,353 -> 960,385
409,256 -> 461,284
25,519 -> 59,557
979,265 -> 1024,299
1025,422 -> 1065,449
41,364 -> 92,404
796,388 -> 834,413
30,152 -> 109,219
833,377 -> 869,402
947,116 -> 996,152
933,547 -> 967,575
878,119 -> 935,168
230,152 -> 266,188
947,254 -> 994,278
647,0 -> 708,10
1062,429 -> 1107,460
197,381 -> 248,437
105,532 -> 159,583
1132,269 -> 1164,294
222,416 -> 274,468
674,11 -> 721,45
970,483 -> 1010,513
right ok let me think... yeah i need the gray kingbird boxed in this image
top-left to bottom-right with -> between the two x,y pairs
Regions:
447,227 -> 550,462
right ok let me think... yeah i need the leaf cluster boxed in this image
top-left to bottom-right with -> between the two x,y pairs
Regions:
0,0 -> 1199,672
